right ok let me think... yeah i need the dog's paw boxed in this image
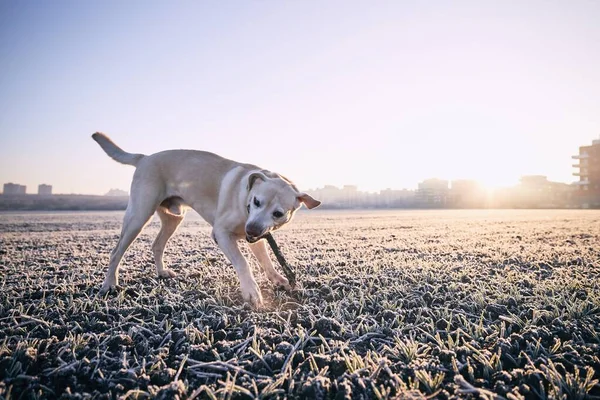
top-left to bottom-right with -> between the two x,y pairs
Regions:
268,272 -> 292,292
157,268 -> 177,279
99,284 -> 122,296
241,281 -> 263,308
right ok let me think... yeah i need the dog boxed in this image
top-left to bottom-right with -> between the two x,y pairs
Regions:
92,132 -> 320,306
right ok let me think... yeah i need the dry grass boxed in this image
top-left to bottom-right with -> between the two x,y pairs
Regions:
1,209 -> 599,399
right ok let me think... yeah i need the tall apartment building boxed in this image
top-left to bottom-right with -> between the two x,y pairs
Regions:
572,137 -> 600,207
417,178 -> 449,206
379,188 -> 415,207
2,183 -> 26,195
38,184 -> 53,195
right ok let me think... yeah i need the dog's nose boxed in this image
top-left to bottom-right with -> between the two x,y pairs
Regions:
245,223 -> 264,238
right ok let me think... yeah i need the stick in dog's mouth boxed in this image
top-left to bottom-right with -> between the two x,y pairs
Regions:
264,233 -> 296,288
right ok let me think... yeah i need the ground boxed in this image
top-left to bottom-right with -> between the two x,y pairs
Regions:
0,209 -> 599,399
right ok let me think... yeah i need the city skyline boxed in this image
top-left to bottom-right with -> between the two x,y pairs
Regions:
1,2 -> 600,194
2,137 -> 600,196
4,133 -> 599,207
0,172 -> 583,196
2,133 -> 599,195
0,173 -> 577,211
2,135 -> 599,195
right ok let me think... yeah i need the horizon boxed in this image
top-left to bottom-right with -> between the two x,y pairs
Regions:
1,1 -> 599,194
0,173 -> 578,196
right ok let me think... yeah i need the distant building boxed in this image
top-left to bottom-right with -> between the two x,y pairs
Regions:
514,175 -> 573,208
379,188 -> 415,207
105,189 -> 129,197
572,137 -> 600,207
341,185 -> 359,207
38,184 -> 52,196
306,185 -> 414,208
417,178 -> 448,206
307,185 -> 338,207
3,183 -> 26,195
449,180 -> 486,208
517,175 -> 549,208
520,175 -> 548,187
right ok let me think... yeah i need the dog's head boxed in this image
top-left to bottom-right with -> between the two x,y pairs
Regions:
244,171 -> 320,243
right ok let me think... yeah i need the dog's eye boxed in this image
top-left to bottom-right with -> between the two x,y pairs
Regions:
273,211 -> 284,219
253,197 -> 261,208
247,204 -> 250,213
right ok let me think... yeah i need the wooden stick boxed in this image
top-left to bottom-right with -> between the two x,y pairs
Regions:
265,233 -> 296,288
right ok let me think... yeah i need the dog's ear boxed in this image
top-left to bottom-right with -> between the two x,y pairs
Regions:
297,193 -> 321,209
247,172 -> 268,191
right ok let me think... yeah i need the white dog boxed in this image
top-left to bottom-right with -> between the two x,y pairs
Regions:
92,133 -> 320,306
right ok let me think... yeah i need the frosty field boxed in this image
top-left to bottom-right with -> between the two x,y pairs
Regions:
1,209 -> 599,399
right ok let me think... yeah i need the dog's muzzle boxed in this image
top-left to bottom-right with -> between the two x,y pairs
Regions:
245,223 -> 267,243
246,234 -> 264,243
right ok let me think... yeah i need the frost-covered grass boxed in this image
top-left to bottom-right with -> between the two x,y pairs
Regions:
0,209 -> 599,399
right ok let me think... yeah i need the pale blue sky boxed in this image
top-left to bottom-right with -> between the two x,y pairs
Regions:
1,1 -> 599,194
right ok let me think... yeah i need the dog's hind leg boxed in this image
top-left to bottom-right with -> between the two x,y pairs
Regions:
152,207 -> 185,279
248,239 -> 291,291
100,192 -> 158,294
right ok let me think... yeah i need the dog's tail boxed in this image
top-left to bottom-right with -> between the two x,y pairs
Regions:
91,132 -> 145,166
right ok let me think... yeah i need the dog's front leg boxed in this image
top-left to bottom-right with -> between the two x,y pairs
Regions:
248,240 -> 292,291
212,229 -> 263,307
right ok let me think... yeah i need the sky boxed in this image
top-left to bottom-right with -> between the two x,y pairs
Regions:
1,1 -> 599,195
